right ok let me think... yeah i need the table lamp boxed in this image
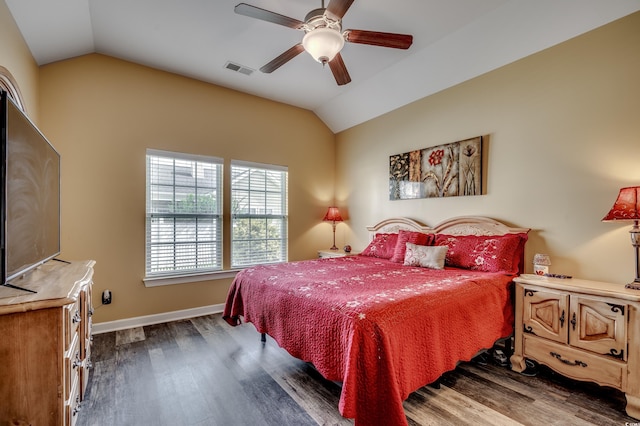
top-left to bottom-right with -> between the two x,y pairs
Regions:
323,207 -> 343,250
602,186 -> 640,289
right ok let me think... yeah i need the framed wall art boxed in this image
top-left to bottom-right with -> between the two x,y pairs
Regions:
389,136 -> 482,200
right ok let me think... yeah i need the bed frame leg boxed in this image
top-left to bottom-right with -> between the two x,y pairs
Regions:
260,333 -> 266,343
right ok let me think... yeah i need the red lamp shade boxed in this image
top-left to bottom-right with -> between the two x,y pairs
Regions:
323,207 -> 343,222
602,186 -> 640,221
602,186 -> 640,288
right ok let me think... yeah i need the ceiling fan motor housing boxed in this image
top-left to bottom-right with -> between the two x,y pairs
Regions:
304,8 -> 328,23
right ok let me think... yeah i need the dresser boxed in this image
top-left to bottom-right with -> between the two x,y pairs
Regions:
511,274 -> 640,419
0,260 -> 95,426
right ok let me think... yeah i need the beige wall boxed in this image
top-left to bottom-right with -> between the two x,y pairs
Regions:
336,12 -> 640,285
4,5 -> 640,323
38,54 -> 336,323
0,0 -> 39,120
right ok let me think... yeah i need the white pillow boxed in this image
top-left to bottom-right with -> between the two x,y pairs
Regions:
403,243 -> 447,269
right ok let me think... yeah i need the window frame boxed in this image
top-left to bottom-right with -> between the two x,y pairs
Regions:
144,149 -> 224,285
230,159 -> 288,269
0,67 -> 25,112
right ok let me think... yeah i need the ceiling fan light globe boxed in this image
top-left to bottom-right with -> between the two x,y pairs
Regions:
302,27 -> 345,64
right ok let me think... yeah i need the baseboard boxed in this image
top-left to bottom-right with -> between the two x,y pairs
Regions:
91,303 -> 225,334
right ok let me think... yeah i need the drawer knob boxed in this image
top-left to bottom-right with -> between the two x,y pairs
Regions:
72,311 -> 82,324
559,310 -> 565,328
550,351 -> 587,367
570,312 -> 577,331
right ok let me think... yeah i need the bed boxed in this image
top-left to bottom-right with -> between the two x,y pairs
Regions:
223,216 -> 529,426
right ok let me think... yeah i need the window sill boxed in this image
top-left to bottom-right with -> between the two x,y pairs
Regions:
143,269 -> 241,287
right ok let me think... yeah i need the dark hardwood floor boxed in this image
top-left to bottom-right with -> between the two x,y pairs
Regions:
77,314 -> 635,425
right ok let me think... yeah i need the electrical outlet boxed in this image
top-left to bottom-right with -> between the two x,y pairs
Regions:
102,289 -> 112,305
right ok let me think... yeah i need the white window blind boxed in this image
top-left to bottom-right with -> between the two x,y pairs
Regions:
231,160 -> 288,268
146,149 -> 223,277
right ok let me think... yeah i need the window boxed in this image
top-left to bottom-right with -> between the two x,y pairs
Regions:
231,160 -> 288,268
0,66 -> 25,111
145,149 -> 223,278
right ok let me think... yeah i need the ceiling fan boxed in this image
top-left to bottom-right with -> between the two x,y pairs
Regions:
234,0 -> 413,86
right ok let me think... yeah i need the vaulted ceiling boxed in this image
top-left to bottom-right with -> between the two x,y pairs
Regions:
6,0 -> 639,132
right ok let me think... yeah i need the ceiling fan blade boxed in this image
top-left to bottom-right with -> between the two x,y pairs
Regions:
325,0 -> 355,21
235,3 -> 305,29
329,53 -> 351,86
345,29 -> 413,49
259,44 -> 305,73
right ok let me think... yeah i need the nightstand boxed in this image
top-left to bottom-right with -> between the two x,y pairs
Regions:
317,249 -> 358,259
511,274 -> 640,419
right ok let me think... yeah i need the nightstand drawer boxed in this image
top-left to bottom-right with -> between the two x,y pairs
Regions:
524,335 -> 625,389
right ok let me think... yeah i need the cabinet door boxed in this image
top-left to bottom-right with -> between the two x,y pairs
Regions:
569,295 -> 627,360
522,287 -> 568,343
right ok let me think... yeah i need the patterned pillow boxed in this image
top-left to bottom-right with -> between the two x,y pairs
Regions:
403,243 -> 447,269
434,233 -> 526,274
359,233 -> 399,259
390,230 -> 433,263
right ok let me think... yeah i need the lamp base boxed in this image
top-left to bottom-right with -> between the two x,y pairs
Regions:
329,222 -> 339,251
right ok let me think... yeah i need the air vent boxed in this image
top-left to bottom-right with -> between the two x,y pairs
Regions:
224,62 -> 254,76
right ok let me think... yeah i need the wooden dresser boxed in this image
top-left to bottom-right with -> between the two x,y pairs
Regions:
511,274 -> 640,419
0,260 -> 95,426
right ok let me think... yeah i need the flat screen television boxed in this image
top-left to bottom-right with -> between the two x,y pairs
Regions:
1,90 -> 60,293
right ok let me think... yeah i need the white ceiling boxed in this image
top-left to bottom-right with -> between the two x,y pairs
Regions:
5,0 -> 640,133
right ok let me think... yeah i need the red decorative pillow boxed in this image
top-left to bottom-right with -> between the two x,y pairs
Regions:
390,230 -> 433,263
359,233 -> 399,259
434,233 -> 527,274
510,233 -> 528,274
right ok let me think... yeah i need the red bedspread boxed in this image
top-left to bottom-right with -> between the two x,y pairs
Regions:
223,255 -> 514,426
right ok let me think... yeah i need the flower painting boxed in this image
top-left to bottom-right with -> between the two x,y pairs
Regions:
389,136 -> 482,200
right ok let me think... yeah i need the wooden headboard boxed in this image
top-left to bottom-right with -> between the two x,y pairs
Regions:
430,216 -> 529,236
367,216 -> 529,239
367,216 -> 530,274
366,217 -> 430,237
